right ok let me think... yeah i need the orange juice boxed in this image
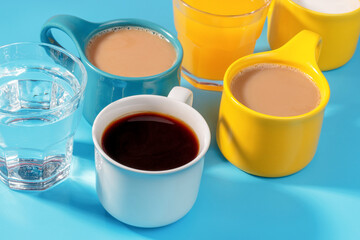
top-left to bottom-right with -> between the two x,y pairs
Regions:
173,0 -> 271,88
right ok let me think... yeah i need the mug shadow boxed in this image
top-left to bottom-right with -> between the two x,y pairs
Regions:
212,102 -> 360,193
125,175 -> 321,240
271,104 -> 360,193
73,141 -> 94,161
20,157 -> 124,229
181,81 -> 227,171
272,66 -> 360,192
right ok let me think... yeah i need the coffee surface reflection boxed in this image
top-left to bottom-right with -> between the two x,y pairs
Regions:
101,112 -> 199,171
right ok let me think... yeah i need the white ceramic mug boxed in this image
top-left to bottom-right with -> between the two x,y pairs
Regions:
92,86 -> 211,228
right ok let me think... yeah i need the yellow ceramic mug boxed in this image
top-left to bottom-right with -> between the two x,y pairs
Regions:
268,0 -> 360,71
216,30 -> 330,177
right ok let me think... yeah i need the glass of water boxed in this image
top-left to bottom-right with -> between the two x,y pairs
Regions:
0,42 -> 87,190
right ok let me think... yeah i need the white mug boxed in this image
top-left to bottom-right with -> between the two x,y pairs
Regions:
92,86 -> 211,228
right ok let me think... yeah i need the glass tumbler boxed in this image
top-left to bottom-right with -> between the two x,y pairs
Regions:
173,0 -> 271,91
0,42 -> 87,190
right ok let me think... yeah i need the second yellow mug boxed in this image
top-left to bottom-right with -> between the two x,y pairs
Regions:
268,0 -> 360,71
217,30 -> 330,177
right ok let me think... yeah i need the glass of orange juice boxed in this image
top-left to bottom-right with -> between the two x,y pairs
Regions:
173,0 -> 271,91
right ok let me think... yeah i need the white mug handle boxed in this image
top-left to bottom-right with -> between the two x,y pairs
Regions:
167,86 -> 193,106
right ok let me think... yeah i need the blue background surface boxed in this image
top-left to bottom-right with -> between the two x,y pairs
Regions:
1,1 -> 360,239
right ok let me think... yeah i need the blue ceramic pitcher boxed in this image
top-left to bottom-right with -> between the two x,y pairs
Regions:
41,15 -> 183,124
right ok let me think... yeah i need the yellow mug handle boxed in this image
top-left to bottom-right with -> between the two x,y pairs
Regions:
274,30 -> 322,68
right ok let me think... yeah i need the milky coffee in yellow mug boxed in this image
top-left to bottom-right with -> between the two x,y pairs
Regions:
217,30 -> 330,177
267,0 -> 360,71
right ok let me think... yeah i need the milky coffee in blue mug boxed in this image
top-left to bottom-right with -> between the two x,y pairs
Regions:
41,15 -> 183,124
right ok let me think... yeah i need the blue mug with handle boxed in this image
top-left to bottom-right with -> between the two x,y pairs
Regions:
40,15 -> 183,125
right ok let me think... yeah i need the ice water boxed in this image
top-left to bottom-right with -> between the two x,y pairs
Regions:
0,43 -> 86,190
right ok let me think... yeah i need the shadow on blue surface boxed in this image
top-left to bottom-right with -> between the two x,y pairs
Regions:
124,177 -> 319,239
28,178 -> 115,222
73,141 -> 94,161
270,103 -> 360,193
14,152 -> 125,229
268,60 -> 360,193
182,79 -> 227,171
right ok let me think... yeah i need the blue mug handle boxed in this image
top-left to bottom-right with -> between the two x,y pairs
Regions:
40,15 -> 99,54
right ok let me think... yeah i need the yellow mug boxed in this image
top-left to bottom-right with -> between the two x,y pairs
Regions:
216,30 -> 330,177
173,0 -> 271,91
268,0 -> 360,71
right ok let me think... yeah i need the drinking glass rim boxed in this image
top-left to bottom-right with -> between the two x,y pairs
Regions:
177,0 -> 272,18
0,42 -> 87,117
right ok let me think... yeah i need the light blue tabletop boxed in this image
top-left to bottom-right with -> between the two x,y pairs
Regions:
1,1 -> 360,239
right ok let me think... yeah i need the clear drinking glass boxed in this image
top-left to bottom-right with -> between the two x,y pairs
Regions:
0,42 -> 87,190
